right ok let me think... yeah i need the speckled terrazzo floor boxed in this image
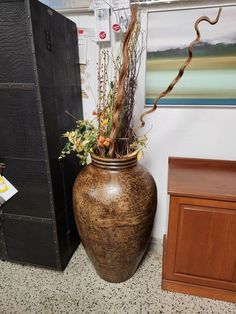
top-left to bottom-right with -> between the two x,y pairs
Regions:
0,244 -> 235,314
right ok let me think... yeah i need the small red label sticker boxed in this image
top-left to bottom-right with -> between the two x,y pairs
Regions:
112,24 -> 120,32
77,28 -> 84,36
99,31 -> 106,40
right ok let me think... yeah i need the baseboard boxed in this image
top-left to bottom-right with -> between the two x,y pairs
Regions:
150,237 -> 163,257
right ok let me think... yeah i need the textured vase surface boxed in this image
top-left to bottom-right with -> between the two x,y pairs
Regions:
73,154 -> 157,283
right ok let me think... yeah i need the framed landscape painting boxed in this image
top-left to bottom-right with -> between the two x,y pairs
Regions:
145,4 -> 236,106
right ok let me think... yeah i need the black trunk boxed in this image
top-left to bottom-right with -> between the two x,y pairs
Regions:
0,0 -> 83,270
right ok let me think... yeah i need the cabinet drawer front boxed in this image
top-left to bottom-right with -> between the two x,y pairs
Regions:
165,196 -> 236,291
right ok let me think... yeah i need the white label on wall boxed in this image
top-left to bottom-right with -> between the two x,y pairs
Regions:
112,0 -> 130,10
112,9 -> 131,33
95,8 -> 110,42
93,0 -> 110,10
78,29 -> 87,64
0,176 -> 18,206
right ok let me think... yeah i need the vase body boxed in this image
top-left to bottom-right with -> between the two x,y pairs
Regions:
73,154 -> 157,282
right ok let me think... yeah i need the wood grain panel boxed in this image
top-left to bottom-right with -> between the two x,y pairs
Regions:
168,157 -> 236,202
162,279 -> 236,303
165,197 -> 236,292
164,157 -> 236,302
175,202 -> 236,282
163,235 -> 236,302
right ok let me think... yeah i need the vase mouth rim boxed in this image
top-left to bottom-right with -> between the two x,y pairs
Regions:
91,153 -> 137,170
91,153 -> 137,162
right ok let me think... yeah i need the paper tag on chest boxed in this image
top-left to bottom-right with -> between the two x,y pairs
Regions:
0,176 -> 18,206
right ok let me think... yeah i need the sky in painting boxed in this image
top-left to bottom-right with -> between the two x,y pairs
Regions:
147,6 -> 236,52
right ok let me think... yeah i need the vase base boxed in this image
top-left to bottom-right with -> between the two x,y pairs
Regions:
95,268 -> 138,283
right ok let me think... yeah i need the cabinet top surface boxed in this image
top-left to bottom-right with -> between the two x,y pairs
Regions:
168,157 -> 236,201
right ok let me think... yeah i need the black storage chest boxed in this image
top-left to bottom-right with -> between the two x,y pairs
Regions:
0,0 -> 83,270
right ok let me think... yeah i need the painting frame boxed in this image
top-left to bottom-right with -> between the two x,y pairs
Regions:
138,0 -> 236,108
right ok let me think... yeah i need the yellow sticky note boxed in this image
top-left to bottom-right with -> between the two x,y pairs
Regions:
0,176 -> 8,193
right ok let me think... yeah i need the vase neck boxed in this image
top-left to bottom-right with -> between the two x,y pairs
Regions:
91,154 -> 137,170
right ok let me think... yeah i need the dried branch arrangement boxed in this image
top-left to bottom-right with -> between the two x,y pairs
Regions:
60,6 -> 222,164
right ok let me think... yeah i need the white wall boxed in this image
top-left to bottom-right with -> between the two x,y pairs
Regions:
66,13 -> 98,120
66,10 -> 236,240
137,107 -> 236,239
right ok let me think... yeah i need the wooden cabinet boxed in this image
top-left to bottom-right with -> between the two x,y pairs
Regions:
162,157 -> 236,303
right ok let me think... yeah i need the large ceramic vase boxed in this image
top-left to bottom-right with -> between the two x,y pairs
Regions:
73,154 -> 157,283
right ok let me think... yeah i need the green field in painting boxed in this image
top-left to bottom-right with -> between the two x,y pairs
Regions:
146,56 -> 236,99
147,56 -> 236,71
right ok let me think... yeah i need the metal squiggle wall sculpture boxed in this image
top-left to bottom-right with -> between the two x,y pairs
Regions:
139,8 -> 222,128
